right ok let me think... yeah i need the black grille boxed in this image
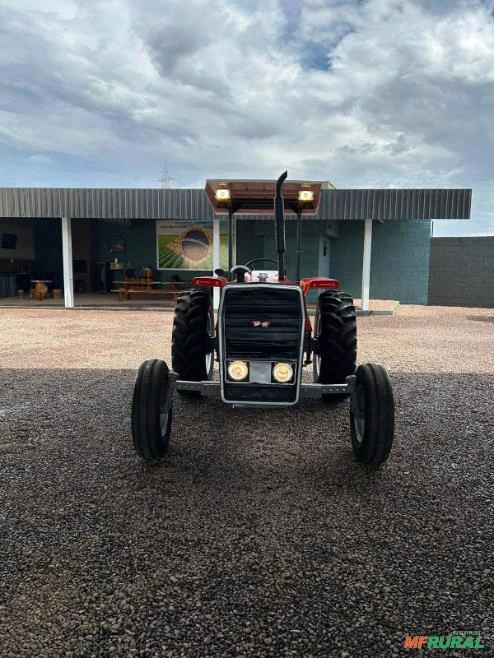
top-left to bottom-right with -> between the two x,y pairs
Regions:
222,286 -> 303,360
224,383 -> 297,403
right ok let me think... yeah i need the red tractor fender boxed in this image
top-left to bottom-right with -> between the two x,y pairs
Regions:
191,276 -> 228,331
300,278 -> 340,332
299,277 -> 340,296
191,276 -> 228,288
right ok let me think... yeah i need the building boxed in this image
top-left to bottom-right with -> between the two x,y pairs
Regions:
0,183 -> 471,308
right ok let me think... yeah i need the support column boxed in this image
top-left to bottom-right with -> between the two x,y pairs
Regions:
228,209 -> 233,276
361,219 -> 373,312
296,212 -> 302,282
212,214 -> 220,310
61,216 -> 74,308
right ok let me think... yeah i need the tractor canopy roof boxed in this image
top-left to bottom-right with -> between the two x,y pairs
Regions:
205,178 -> 323,216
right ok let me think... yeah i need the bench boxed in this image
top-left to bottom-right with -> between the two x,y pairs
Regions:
112,275 -> 186,301
117,285 -> 180,301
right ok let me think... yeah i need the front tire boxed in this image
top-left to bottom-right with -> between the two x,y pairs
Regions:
132,359 -> 173,462
172,289 -> 214,398
313,290 -> 357,398
350,363 -> 394,467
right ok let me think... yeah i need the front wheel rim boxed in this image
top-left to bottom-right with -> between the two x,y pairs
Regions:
352,385 -> 365,443
205,314 -> 214,375
353,415 -> 365,443
314,313 -> 321,379
160,404 -> 169,437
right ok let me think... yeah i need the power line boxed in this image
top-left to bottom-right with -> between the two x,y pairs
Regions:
152,165 -> 176,189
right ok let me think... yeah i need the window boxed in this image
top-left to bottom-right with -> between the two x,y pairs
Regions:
1,233 -> 18,249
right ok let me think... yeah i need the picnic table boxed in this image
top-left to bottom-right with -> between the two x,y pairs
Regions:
112,276 -> 189,301
30,279 -> 53,300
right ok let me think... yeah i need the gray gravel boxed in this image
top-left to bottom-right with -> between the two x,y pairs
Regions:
0,305 -> 493,657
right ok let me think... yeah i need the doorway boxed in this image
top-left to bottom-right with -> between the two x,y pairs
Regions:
318,237 -> 330,277
72,219 -> 95,293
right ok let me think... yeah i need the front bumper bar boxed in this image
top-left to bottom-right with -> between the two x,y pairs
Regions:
175,375 -> 356,400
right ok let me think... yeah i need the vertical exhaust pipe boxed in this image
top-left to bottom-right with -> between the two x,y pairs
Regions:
274,170 -> 288,281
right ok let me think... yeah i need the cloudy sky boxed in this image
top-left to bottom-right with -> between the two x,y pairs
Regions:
0,0 -> 493,235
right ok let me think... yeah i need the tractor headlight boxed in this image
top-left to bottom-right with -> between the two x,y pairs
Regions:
228,360 -> 249,381
272,362 -> 294,383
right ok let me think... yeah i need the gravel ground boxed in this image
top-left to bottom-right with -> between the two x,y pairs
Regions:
0,304 -> 492,657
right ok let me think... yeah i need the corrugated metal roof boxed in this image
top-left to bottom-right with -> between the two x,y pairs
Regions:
316,188 -> 472,220
0,187 -> 471,220
0,188 -> 213,221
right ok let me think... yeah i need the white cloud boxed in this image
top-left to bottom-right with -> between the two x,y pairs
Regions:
26,154 -> 54,164
0,0 -> 492,234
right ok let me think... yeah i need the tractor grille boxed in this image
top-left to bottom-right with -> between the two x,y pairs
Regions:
221,285 -> 303,360
223,383 -> 297,403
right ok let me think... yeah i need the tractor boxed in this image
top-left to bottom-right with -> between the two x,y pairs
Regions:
131,172 -> 394,467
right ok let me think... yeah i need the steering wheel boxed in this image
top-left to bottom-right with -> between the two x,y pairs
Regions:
244,258 -> 278,271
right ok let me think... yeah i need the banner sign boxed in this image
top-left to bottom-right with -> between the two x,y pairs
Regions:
156,220 -> 231,270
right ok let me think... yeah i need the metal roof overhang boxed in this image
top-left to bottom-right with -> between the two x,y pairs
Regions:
0,187 -> 472,221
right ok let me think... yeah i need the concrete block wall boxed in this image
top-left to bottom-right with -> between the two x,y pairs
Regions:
369,221 -> 431,304
428,237 -> 494,308
330,220 -> 432,304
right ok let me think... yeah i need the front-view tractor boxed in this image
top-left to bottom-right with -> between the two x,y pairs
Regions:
131,172 -> 394,468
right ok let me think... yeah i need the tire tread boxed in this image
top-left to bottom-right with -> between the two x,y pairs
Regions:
314,290 -> 357,388
171,289 -> 213,384
132,359 -> 171,461
350,363 -> 394,467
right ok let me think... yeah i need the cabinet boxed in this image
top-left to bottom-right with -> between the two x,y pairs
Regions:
0,273 -> 16,297
96,261 -> 111,293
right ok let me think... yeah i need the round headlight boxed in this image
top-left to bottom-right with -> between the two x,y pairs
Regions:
228,360 -> 249,381
272,362 -> 294,383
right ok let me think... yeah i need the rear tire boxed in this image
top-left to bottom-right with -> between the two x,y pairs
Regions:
313,290 -> 357,399
350,363 -> 394,467
172,289 -> 214,398
132,359 -> 173,462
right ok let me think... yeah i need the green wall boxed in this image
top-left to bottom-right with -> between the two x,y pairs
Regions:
238,219 -> 431,304
96,220 -> 156,271
92,218 -> 431,303
95,220 -> 214,282
330,220 -> 431,304
96,218 -> 331,284
236,219 -> 328,279
236,219 -> 331,303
